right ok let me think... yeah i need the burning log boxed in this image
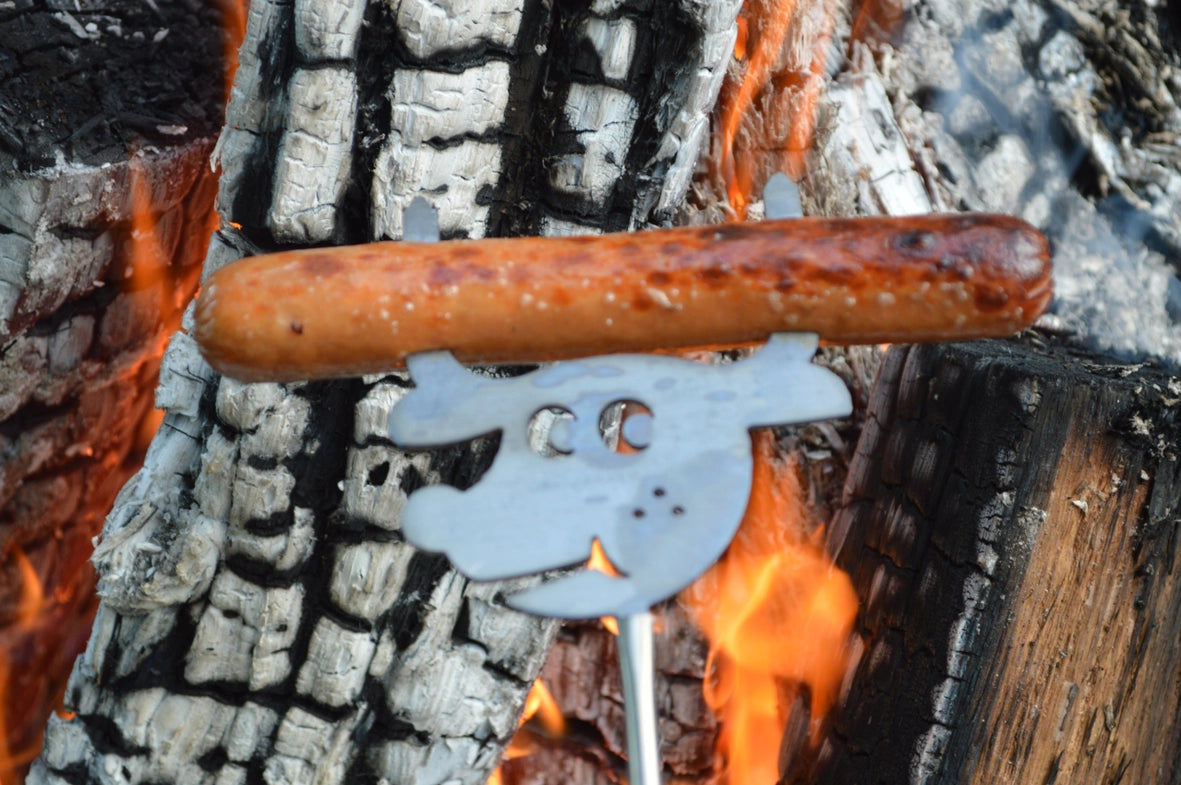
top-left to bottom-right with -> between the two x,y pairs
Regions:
29,1 -> 757,783
791,0 -> 1181,781
0,0 -> 228,776
795,0 -> 1180,780
805,333 -> 1181,783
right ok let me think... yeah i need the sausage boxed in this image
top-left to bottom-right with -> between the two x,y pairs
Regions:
192,214 -> 1051,382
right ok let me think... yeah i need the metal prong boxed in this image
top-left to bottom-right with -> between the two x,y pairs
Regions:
403,196 -> 440,243
618,611 -> 661,785
763,172 -> 803,220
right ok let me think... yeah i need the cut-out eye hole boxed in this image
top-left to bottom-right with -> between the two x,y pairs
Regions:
598,400 -> 653,452
528,406 -> 575,456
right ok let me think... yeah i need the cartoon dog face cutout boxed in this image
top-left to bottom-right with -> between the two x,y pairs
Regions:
388,333 -> 852,619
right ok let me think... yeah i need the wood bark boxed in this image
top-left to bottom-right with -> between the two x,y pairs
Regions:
504,0 -> 1181,781
30,1 -> 750,784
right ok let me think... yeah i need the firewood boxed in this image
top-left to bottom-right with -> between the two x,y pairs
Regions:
0,0 -> 227,771
793,335 -> 1181,784
31,1 -> 752,784
28,0 -> 1181,782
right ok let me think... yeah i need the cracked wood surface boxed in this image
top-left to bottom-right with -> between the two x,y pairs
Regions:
0,3 -> 229,769
27,0 -> 1181,781
0,141 -> 217,780
776,1 -> 1181,779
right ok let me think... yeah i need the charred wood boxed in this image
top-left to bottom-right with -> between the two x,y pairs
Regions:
0,0 -> 226,771
31,1 -> 748,783
801,334 -> 1181,784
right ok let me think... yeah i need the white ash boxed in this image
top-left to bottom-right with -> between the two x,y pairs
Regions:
372,135 -> 503,239
295,0 -> 367,60
30,0 -> 762,782
270,66 -> 359,242
394,0 -> 524,60
389,62 -> 512,144
814,53 -> 935,217
581,16 -> 638,82
548,83 -> 640,206
883,0 -> 1181,366
295,617 -> 378,706
643,0 -> 743,220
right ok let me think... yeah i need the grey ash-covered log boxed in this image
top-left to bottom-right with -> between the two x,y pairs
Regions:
31,1 -> 751,783
0,0 -> 226,775
218,0 -> 743,246
872,0 -> 1181,362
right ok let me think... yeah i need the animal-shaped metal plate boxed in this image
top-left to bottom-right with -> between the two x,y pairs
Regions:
388,333 -> 851,619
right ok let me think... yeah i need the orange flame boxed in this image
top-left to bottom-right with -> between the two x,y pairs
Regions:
587,538 -> 621,578
520,679 -> 567,740
11,553 -> 44,631
0,551 -> 50,784
587,539 -> 621,636
0,2 -> 244,779
681,431 -> 857,784
715,0 -> 838,218
849,0 -> 906,49
488,680 -> 568,785
127,156 -> 165,291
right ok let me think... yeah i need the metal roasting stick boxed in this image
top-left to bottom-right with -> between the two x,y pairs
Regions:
387,177 -> 831,785
619,612 -> 660,785
616,174 -> 798,785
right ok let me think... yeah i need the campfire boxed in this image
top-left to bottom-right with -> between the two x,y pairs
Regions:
7,0 -> 1181,783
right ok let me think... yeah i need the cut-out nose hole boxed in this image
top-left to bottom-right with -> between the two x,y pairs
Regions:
672,506 -> 685,516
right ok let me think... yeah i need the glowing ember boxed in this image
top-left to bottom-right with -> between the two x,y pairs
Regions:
10,552 -> 44,631
218,0 -> 247,102
849,0 -> 906,48
127,156 -> 168,292
681,431 -> 857,784
0,14 -> 242,770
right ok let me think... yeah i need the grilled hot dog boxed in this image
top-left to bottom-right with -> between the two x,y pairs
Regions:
193,214 -> 1051,382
